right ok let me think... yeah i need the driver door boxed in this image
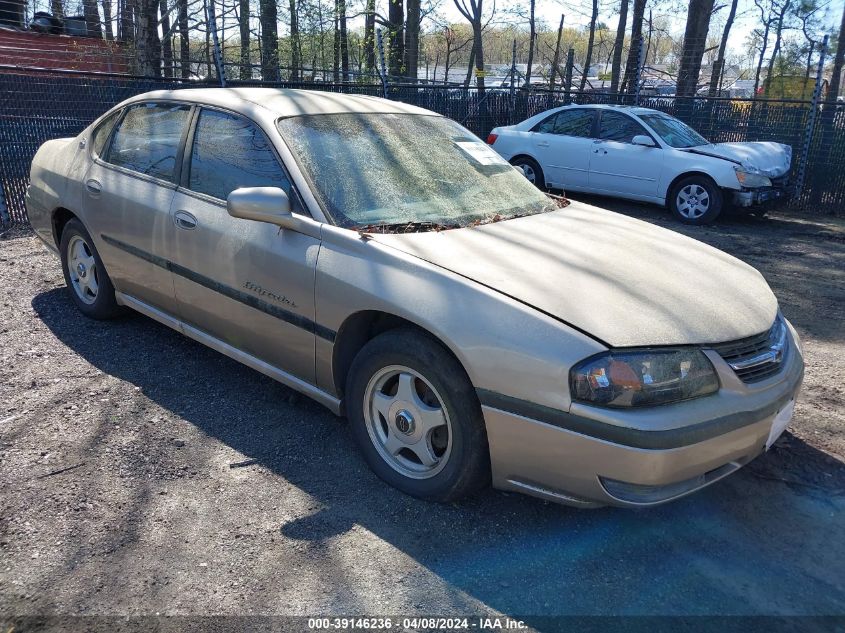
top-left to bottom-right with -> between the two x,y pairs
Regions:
587,110 -> 663,198
168,107 -> 321,383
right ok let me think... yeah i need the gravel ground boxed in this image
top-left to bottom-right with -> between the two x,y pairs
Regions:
1,201 -> 844,630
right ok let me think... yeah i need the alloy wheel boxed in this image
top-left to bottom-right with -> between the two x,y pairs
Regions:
67,235 -> 99,305
363,365 -> 453,479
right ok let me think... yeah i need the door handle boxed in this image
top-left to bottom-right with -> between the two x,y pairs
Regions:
85,179 -> 101,195
174,210 -> 198,230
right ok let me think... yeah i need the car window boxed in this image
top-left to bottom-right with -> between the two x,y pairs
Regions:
91,109 -> 121,158
105,103 -> 191,182
598,111 -> 649,143
188,109 -> 291,201
534,109 -> 594,137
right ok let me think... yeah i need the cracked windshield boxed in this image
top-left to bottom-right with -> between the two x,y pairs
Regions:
277,113 -> 557,230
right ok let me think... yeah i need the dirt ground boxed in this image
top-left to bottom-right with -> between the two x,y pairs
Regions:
1,199 -> 844,630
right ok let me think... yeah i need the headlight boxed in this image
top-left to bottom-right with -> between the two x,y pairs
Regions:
570,349 -> 719,408
735,167 -> 772,188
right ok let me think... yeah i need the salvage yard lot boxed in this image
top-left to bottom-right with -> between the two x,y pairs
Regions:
1,200 -> 844,624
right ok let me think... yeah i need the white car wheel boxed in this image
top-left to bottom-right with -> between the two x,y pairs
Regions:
669,176 -> 723,225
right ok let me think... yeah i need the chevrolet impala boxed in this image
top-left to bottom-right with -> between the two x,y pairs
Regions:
25,88 -> 804,507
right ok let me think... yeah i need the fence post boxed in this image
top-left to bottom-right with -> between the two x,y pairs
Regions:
205,0 -> 226,87
0,187 -> 9,228
376,28 -> 389,98
794,34 -> 828,201
564,48 -> 574,105
633,36 -> 644,106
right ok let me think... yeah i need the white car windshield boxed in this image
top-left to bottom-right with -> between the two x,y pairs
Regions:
639,113 -> 709,148
277,113 -> 556,230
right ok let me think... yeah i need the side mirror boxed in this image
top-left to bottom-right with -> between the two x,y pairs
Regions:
632,135 -> 657,147
227,187 -> 299,230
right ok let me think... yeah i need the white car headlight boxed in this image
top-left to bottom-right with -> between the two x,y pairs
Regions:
735,167 -> 772,188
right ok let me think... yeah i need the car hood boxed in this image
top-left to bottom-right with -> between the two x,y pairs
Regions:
686,142 -> 791,177
372,203 -> 778,347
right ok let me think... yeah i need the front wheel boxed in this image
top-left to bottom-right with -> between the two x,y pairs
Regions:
668,176 -> 723,225
346,328 -> 490,502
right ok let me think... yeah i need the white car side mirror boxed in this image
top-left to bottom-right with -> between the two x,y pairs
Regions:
632,135 -> 657,148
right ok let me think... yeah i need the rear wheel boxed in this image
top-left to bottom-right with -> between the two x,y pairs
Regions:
59,218 -> 124,319
346,328 -> 490,502
510,156 -> 546,190
669,175 -> 723,225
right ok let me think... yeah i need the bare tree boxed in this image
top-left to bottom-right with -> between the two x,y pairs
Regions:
405,0 -> 421,79
239,0 -> 251,78
610,0 -> 629,93
708,0 -> 738,95
549,13 -> 564,89
830,3 -> 845,100
454,0 -> 489,94
259,0 -> 280,81
102,0 -> 113,39
177,0 -> 189,77
580,0 -> 599,90
290,0 -> 301,80
388,0 -> 404,76
675,0 -> 716,96
526,0 -> 537,86
136,0 -> 161,75
621,0 -> 646,93
763,0 -> 793,94
83,0 -> 103,37
160,0 -> 173,77
363,0 -> 375,73
753,0 -> 774,95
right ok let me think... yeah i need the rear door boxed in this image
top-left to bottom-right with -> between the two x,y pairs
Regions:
587,110 -> 663,198
168,106 -> 321,383
83,101 -> 192,313
530,108 -> 596,190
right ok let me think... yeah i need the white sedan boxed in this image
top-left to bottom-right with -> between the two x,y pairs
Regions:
488,105 -> 792,224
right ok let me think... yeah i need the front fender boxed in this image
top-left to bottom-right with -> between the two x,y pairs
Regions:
314,224 -> 606,412
662,150 -> 742,194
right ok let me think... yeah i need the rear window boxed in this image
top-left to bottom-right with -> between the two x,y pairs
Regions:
105,103 -> 191,182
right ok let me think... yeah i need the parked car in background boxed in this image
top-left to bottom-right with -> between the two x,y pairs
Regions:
26,88 -> 803,507
488,104 -> 793,224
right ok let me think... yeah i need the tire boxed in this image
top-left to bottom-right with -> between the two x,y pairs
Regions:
346,328 -> 490,502
59,218 -> 124,319
510,156 -> 546,190
668,175 -> 723,225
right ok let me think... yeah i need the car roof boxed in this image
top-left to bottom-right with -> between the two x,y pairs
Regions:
564,104 -> 657,115
121,87 -> 436,118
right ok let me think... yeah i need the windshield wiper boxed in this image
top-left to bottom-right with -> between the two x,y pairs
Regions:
356,220 -> 462,235
468,194 -> 571,227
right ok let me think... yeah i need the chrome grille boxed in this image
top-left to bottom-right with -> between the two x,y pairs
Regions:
710,318 -> 788,384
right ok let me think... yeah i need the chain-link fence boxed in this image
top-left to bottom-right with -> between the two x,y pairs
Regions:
2,66 -> 844,227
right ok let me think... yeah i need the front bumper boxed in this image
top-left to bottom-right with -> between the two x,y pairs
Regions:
732,186 -> 787,207
482,325 -> 805,508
